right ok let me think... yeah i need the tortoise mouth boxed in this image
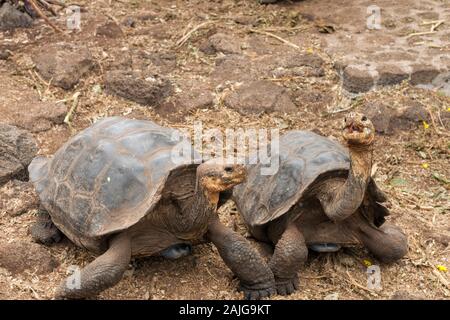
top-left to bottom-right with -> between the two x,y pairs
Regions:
343,122 -> 364,133
342,121 -> 374,145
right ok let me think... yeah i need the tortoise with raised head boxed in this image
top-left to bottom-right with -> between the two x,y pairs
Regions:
232,112 -> 408,295
28,117 -> 276,299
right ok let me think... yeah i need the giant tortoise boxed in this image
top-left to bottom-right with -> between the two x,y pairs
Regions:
28,117 -> 276,299
232,112 -> 408,295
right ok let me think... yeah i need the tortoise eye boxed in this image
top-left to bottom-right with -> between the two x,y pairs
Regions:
361,116 -> 367,121
224,166 -> 233,173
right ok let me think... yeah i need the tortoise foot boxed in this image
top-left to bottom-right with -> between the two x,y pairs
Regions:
274,275 -> 299,296
238,283 -> 276,300
30,210 -> 62,245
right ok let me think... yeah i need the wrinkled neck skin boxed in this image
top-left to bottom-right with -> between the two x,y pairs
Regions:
321,143 -> 373,222
169,177 -> 218,239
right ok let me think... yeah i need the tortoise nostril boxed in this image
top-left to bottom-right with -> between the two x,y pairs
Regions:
361,116 -> 367,121
224,166 -> 233,173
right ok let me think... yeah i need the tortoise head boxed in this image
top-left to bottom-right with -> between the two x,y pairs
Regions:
342,112 -> 375,146
197,159 -> 247,193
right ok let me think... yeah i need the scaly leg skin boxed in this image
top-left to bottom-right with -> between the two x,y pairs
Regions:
55,232 -> 131,299
359,222 -> 408,263
268,222 -> 308,296
206,214 -> 276,300
30,209 -> 62,245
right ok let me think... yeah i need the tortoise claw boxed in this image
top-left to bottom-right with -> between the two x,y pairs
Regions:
275,276 -> 299,296
238,284 -> 276,300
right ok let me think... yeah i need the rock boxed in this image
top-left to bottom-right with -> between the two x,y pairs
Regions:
200,33 -> 242,55
33,44 -> 96,90
361,99 -> 431,134
96,21 -> 124,38
211,54 -> 255,83
390,290 -> 425,300
0,123 -> 38,185
423,231 -> 450,246
410,64 -> 440,85
279,52 -> 324,70
292,88 -> 333,112
0,241 -> 58,275
361,102 -> 394,134
324,293 -> 339,300
0,74 -> 67,132
224,81 -> 297,115
342,65 -> 375,93
0,48 -> 10,60
377,64 -> 409,86
0,3 -> 32,30
0,180 -> 38,216
105,70 -> 173,106
272,53 -> 325,78
156,80 -> 214,119
122,17 -> 136,28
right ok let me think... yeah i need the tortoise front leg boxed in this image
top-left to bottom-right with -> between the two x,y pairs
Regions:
30,208 -> 63,245
56,232 -> 131,299
206,214 -> 276,300
268,222 -> 308,295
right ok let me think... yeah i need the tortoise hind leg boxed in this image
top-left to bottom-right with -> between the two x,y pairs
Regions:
30,208 -> 63,245
56,232 -> 131,299
268,222 -> 308,295
358,222 -> 408,263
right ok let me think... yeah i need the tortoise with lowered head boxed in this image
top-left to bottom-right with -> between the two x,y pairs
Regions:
232,112 -> 408,295
28,117 -> 276,299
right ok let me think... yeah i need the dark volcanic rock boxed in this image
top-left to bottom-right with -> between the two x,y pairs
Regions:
0,241 -> 58,275
0,3 -> 32,30
0,124 -> 38,185
224,80 -> 297,115
0,74 -> 67,132
200,33 -> 242,55
105,70 -> 173,106
96,21 -> 124,38
342,65 -> 375,93
33,44 -> 96,90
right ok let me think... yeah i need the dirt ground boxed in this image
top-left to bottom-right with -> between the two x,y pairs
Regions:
0,0 -> 449,300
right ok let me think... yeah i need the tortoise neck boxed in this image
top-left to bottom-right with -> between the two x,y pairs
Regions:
347,143 -> 373,182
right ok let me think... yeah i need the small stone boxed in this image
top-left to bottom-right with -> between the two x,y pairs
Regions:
0,49 -> 11,60
390,290 -> 424,300
0,3 -> 32,30
223,80 -> 297,115
324,292 -> 339,300
0,123 -> 38,185
0,241 -> 58,275
96,21 -> 124,38
0,180 -> 38,215
33,43 -> 96,90
200,33 -> 242,55
105,70 -> 172,106
342,65 -> 375,93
